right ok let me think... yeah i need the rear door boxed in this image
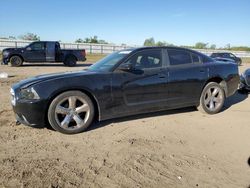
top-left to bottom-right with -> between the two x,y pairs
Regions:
24,42 -> 46,62
111,49 -> 168,115
46,42 -> 55,61
165,49 -> 208,106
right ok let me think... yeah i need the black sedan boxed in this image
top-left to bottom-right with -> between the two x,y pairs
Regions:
11,47 -> 240,134
239,68 -> 250,91
210,52 -> 242,65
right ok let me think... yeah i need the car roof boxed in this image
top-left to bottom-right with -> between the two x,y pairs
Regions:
32,41 -> 58,43
124,46 -> 208,57
212,52 -> 230,54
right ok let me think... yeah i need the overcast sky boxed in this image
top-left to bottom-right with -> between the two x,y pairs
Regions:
0,0 -> 250,47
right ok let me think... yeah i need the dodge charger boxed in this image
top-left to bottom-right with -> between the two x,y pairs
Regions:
11,47 -> 240,134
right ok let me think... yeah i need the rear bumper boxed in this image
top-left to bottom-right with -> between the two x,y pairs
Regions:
78,57 -> 86,62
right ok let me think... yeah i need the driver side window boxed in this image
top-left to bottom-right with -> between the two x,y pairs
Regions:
229,53 -> 235,58
29,42 -> 45,50
125,49 -> 162,70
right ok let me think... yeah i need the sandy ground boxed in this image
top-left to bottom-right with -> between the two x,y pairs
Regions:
0,61 -> 250,188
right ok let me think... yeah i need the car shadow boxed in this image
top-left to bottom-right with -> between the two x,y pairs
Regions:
87,107 -> 196,132
88,91 -> 249,132
222,90 -> 248,111
22,63 -> 92,67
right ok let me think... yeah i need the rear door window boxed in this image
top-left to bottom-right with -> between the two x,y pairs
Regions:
168,49 -> 192,66
191,53 -> 201,64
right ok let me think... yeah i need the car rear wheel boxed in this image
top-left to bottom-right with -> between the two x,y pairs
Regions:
197,82 -> 225,114
48,91 -> 94,134
64,56 -> 77,67
10,55 -> 23,67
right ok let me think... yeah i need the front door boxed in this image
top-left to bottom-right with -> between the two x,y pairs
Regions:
24,42 -> 46,62
111,49 -> 168,116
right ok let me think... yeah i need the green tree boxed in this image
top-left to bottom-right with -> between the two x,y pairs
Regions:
225,43 -> 231,50
210,44 -> 216,49
84,37 -> 91,43
8,36 -> 16,40
19,33 -> 40,41
195,42 -> 208,49
230,46 -> 250,51
90,36 -> 98,43
98,39 -> 108,44
75,38 -> 84,43
156,41 -> 167,46
143,37 -> 155,46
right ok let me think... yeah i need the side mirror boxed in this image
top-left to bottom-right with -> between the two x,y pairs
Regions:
118,63 -> 132,71
26,47 -> 31,51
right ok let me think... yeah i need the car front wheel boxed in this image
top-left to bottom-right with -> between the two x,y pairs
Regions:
48,91 -> 95,134
197,82 -> 225,114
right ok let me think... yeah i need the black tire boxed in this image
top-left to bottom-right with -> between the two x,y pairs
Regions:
48,91 -> 95,134
63,56 -> 77,67
10,55 -> 23,67
197,82 -> 225,114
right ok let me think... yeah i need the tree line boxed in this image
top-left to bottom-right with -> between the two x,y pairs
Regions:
1,33 -> 249,51
0,33 -> 108,44
143,37 -> 250,51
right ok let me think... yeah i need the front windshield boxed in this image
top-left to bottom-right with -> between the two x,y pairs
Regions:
88,51 -> 131,72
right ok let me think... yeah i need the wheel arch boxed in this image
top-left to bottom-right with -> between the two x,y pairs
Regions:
203,77 -> 228,96
45,88 -> 101,125
64,54 -> 78,61
9,54 -> 24,62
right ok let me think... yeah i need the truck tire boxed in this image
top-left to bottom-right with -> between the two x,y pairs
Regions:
10,55 -> 23,67
197,82 -> 225,114
64,56 -> 77,67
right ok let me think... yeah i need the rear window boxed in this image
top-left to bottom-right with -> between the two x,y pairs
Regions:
202,55 -> 213,63
168,49 -> 192,66
211,53 -> 220,57
191,53 -> 200,64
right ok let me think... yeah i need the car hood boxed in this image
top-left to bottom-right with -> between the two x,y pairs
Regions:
243,68 -> 250,76
3,47 -> 25,52
12,70 -> 97,89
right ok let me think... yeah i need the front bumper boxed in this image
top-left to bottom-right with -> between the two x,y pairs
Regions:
12,98 -> 47,128
1,57 -> 9,65
239,75 -> 250,91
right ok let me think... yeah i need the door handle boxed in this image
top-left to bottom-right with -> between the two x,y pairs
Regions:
158,74 -> 166,79
200,69 -> 205,73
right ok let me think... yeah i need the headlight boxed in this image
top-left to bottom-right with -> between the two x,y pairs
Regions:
243,71 -> 246,78
3,51 -> 9,57
19,87 -> 40,100
10,88 -> 16,106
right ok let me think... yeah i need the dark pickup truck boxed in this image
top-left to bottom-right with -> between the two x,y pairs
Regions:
1,41 -> 86,67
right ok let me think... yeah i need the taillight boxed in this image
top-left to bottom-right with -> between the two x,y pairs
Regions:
81,50 -> 86,57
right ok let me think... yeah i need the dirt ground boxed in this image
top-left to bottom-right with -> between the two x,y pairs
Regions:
0,61 -> 250,188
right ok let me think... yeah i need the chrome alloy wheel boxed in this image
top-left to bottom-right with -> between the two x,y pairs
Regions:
204,86 -> 223,111
55,96 -> 90,130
